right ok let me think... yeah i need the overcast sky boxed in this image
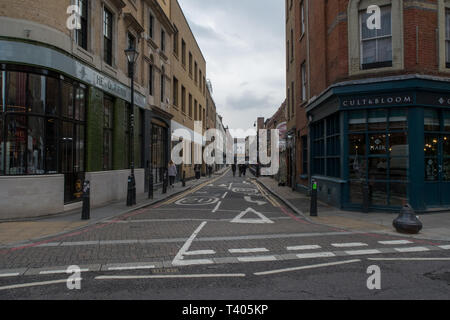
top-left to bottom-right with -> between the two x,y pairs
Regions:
178,0 -> 286,138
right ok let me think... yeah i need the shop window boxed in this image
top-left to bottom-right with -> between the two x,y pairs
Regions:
6,115 -> 26,175
424,109 -> 440,132
61,121 -> 74,173
311,115 -> 340,177
75,124 -> 85,172
368,109 -> 387,131
45,77 -> 59,116
349,110 -> 366,132
62,82 -> 74,119
0,69 -> 85,177
27,116 -> 45,174
360,5 -> 392,70
103,96 -> 114,171
28,74 -> 45,114
6,72 -> 27,113
75,87 -> 86,121
443,111 -> 450,132
75,0 -> 88,50
45,118 -> 58,174
348,108 -> 409,207
389,108 -> 408,130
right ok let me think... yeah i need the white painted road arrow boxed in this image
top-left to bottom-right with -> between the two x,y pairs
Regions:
231,208 -> 274,224
244,196 -> 267,206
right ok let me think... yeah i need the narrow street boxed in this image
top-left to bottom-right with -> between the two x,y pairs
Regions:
0,169 -> 449,300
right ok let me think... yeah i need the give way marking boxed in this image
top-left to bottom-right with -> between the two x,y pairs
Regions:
231,208 -> 274,224
172,222 -> 215,266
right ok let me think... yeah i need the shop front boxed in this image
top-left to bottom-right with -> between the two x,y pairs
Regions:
307,76 -> 450,212
0,39 -> 147,219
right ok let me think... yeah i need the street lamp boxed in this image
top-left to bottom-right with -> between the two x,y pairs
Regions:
125,46 -> 139,206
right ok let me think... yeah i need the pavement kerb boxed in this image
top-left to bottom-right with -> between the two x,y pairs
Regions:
252,178 -> 314,224
253,177 -> 450,242
1,168 -> 231,249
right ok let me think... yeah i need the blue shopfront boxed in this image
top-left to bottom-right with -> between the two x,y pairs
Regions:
306,76 -> 450,212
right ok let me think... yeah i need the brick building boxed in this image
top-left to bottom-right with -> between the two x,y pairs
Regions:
0,0 -> 216,219
294,0 -> 450,212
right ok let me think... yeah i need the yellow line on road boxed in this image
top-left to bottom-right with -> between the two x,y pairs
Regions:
251,180 -> 280,207
160,168 -> 231,206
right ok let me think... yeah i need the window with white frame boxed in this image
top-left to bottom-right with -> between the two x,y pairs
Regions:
301,62 -> 307,101
301,2 -> 305,36
103,7 -> 113,66
360,5 -> 392,69
446,8 -> 450,67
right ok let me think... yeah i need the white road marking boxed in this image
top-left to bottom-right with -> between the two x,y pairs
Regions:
244,196 -> 267,206
183,250 -> 216,256
0,279 -> 77,291
345,249 -> 381,256
212,201 -> 222,213
228,182 -> 233,190
218,184 -> 228,187
287,245 -> 322,251
39,269 -> 89,275
439,245 -> 450,250
172,222 -> 213,266
222,192 -> 228,199
95,274 -> 246,280
296,252 -> 336,259
254,259 -> 361,276
0,273 -> 20,278
229,248 -> 269,254
231,208 -> 274,224
394,246 -> 430,253
369,258 -> 450,261
378,240 -> 413,245
237,256 -> 277,262
107,266 -> 155,271
331,242 -> 368,248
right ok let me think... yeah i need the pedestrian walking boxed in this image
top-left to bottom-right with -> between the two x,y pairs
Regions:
168,160 -> 177,188
231,164 -> 237,177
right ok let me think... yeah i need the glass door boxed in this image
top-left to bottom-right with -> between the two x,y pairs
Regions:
424,110 -> 450,207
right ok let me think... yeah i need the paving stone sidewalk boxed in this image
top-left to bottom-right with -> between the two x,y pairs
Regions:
257,176 -> 450,242
0,168 -> 229,246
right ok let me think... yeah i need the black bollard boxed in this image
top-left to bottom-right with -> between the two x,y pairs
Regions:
126,176 -> 133,206
148,170 -> 154,199
182,171 -> 186,187
393,204 -> 423,234
362,180 -> 370,213
310,179 -> 318,217
162,170 -> 168,194
131,175 -> 136,205
81,180 -> 90,220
